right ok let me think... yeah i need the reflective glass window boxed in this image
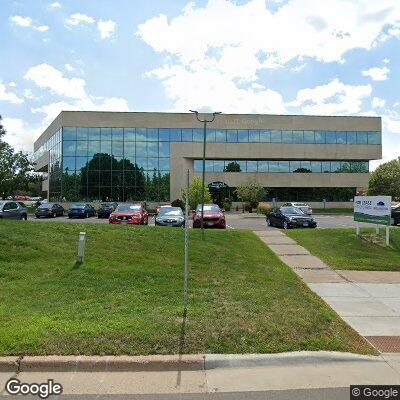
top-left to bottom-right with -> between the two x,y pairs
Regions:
112,142 -> 123,157
76,157 -> 88,170
300,161 -> 311,171
303,131 -> 315,144
192,128 -> 203,142
278,161 -> 290,172
62,157 -> 75,172
271,130 -> 281,143
136,141 -> 147,157
269,161 -> 279,172
99,155 -> 112,169
322,161 -> 331,172
62,141 -> 76,157
135,158 -> 147,169
148,158 -> 158,170
315,131 -> 326,144
76,141 -> 88,156
215,129 -> 226,142
249,130 -> 259,142
227,130 -> 238,142
88,141 -> 100,156
236,160 -> 247,171
101,128 -> 112,140
63,127 -> 76,140
100,141 -> 111,154
214,160 -> 224,172
293,131 -> 303,144
194,160 -> 202,172
368,131 -> 381,144
290,161 -> 301,172
258,161 -> 269,172
260,130 -> 271,142
147,142 -> 158,157
136,128 -> 147,142
238,130 -> 248,142
159,158 -> 170,171
331,161 -> 341,172
247,161 -> 257,172
347,131 -> 357,144
205,160 -> 213,172
170,129 -> 181,141
282,130 -> 294,143
182,128 -> 192,142
124,142 -> 135,156
336,132 -> 347,144
77,127 -> 88,140
147,128 -> 158,141
326,131 -> 336,144
311,161 -> 322,172
340,162 -> 351,172
88,127 -> 100,141
206,129 -> 216,142
357,131 -> 368,144
124,128 -> 135,141
159,142 -> 170,157
159,128 -> 170,141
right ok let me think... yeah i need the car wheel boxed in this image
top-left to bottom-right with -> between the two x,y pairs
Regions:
283,220 -> 289,230
85,212 -> 89,218
21,214 -> 27,221
266,218 -> 271,226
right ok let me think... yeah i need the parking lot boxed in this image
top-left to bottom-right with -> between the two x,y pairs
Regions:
25,212 -> 398,230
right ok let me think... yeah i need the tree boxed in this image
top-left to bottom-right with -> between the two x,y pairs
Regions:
181,176 -> 212,210
0,116 -> 39,199
368,158 -> 400,200
236,180 -> 266,211
224,161 -> 241,172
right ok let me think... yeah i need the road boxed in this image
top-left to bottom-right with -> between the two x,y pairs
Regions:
25,213 -> 398,231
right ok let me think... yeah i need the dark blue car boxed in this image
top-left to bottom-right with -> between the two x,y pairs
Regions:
68,203 -> 96,219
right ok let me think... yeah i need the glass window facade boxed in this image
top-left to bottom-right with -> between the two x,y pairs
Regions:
194,159 -> 369,173
32,126 -> 379,202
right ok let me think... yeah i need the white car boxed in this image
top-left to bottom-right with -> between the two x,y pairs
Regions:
281,202 -> 312,215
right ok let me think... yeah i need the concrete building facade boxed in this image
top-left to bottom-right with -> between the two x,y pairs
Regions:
33,111 -> 382,204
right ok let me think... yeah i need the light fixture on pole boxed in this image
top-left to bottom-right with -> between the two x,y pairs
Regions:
190,110 -> 221,240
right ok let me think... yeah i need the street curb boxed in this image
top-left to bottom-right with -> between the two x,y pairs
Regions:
0,352 -> 383,373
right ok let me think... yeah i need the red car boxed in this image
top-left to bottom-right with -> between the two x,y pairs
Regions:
109,203 -> 148,225
193,204 -> 226,229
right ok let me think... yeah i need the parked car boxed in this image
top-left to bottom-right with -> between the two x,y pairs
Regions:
392,204 -> 400,226
155,204 -> 172,215
281,202 -> 312,215
193,204 -> 226,229
155,207 -> 185,227
68,203 -> 96,219
267,207 -> 317,229
0,200 -> 28,220
35,203 -> 64,218
97,202 -> 118,218
109,203 -> 148,225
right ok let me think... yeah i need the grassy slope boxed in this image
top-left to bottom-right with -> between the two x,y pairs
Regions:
287,228 -> 400,271
0,220 -> 373,355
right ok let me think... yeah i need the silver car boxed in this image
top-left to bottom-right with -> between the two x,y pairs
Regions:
0,200 -> 28,220
281,202 -> 312,215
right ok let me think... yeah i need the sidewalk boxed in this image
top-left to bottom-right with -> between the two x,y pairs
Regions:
254,229 -> 400,353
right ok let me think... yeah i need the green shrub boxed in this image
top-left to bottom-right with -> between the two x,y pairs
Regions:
257,202 -> 273,216
171,198 -> 185,210
223,198 -> 232,211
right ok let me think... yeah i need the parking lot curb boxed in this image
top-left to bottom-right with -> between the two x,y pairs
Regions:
0,352 -> 384,373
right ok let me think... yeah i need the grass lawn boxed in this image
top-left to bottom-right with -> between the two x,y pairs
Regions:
287,228 -> 400,271
312,208 -> 353,215
0,220 -> 374,356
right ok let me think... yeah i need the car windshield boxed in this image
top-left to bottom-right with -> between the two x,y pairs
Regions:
116,204 -> 141,212
281,207 -> 305,215
294,203 -> 308,207
101,203 -> 113,208
160,208 -> 183,216
0,201 -> 5,208
197,205 -> 220,212
72,204 -> 85,208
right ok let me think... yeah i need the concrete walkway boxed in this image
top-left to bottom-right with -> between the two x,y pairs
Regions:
254,229 -> 400,352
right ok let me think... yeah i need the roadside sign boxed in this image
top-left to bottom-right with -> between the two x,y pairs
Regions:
354,196 -> 391,226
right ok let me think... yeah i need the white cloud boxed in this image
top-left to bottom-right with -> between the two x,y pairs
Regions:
10,15 -> 49,32
24,63 -> 87,99
291,63 -> 306,72
383,57 -> 390,64
372,96 -> 386,108
0,82 -> 24,104
8,82 -> 16,87
362,66 -> 390,81
64,63 -> 75,72
288,78 -> 372,115
97,19 -> 117,39
50,2 -> 62,8
65,13 -> 95,26
2,117 -> 44,152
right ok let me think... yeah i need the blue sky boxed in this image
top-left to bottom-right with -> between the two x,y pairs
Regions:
1,0 -> 400,168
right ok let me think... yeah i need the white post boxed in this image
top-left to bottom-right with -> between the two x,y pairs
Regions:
386,226 -> 390,246
77,232 -> 86,263
375,224 -> 379,235
356,222 -> 360,236
184,169 -> 189,312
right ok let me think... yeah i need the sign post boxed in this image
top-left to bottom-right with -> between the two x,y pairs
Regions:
354,196 -> 391,245
183,169 -> 189,312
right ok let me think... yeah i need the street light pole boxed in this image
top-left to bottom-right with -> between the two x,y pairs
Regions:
190,110 -> 221,240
